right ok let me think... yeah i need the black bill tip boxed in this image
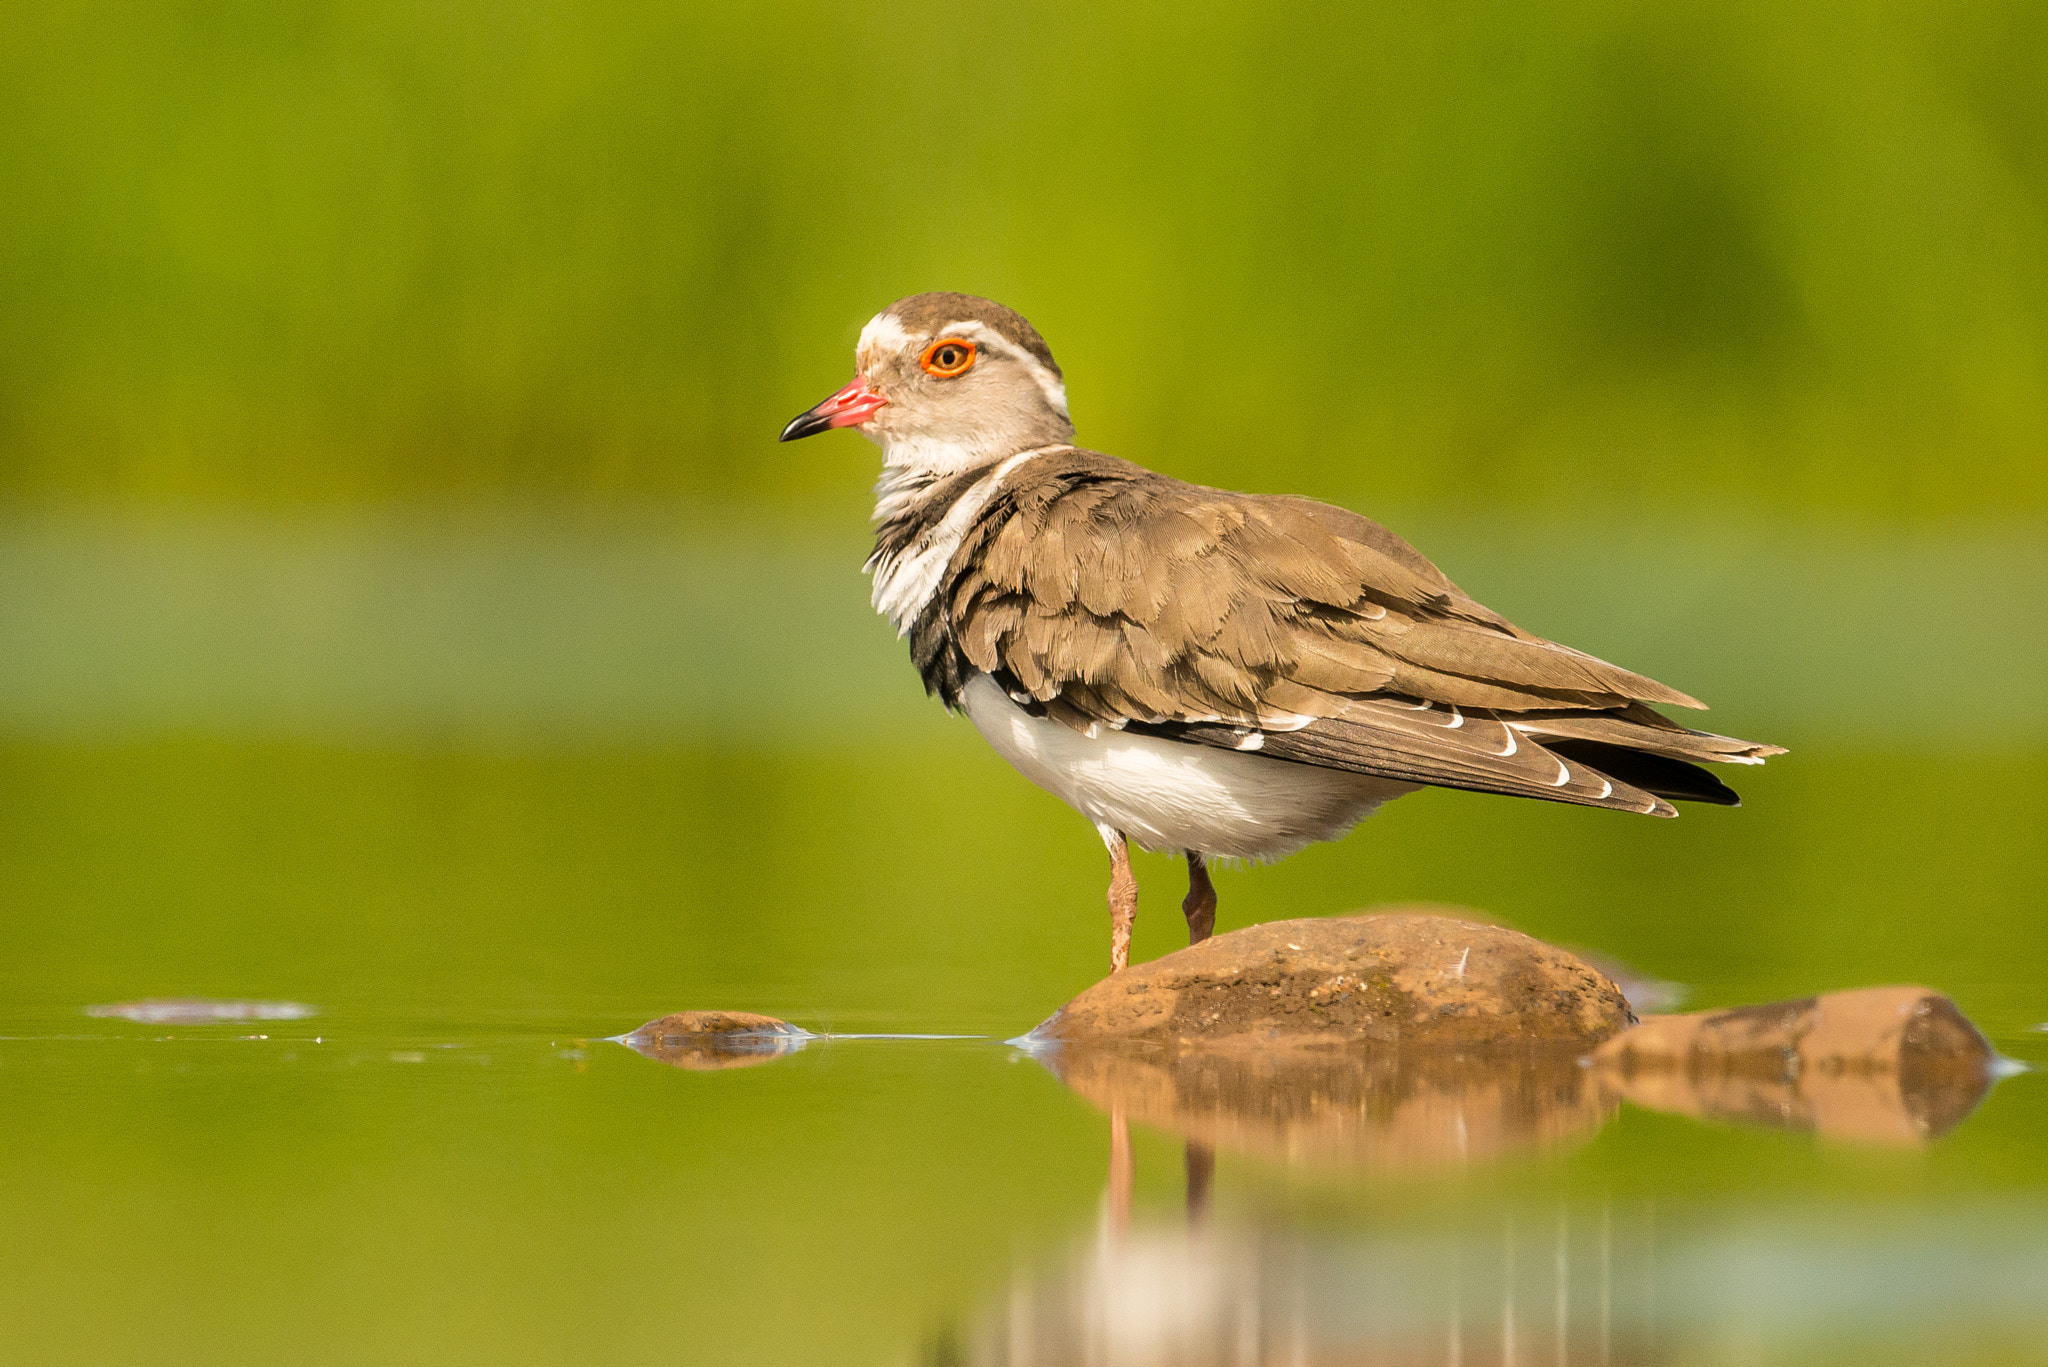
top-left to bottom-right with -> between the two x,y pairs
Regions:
778,411 -> 832,443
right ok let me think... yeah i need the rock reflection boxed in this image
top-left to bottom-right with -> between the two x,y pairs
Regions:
1050,1044 -> 1612,1172
1044,985 -> 1996,1165
1591,986 -> 1995,1145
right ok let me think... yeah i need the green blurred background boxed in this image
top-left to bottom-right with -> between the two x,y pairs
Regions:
2,4 -> 2046,1365
2,0 -> 2044,514
0,0 -> 2042,990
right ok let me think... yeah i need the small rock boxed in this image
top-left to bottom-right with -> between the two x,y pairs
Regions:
619,1011 -> 809,1071
1032,913 -> 1635,1050
1591,986 -> 1995,1143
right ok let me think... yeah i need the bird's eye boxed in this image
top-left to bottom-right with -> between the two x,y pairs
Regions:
919,338 -> 977,378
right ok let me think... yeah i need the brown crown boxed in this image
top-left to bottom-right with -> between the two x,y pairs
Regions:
886,292 -> 1063,379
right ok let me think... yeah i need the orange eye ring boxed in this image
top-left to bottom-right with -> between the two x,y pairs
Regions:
919,338 -> 978,378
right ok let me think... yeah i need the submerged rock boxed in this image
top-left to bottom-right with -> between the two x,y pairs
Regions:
1592,986 -> 1996,1143
85,998 -> 318,1024
619,1011 -> 810,1071
1033,913 -> 1636,1051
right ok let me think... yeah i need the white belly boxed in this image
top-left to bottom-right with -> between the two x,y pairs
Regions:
960,673 -> 1417,862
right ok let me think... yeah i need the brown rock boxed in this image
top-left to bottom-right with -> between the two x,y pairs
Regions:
618,1010 -> 809,1072
1591,986 -> 1995,1143
1033,913 -> 1636,1051
1302,901 -> 1690,1014
1049,1043 -> 1612,1172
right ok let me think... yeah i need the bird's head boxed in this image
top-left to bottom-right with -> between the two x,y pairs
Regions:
779,292 -> 1073,473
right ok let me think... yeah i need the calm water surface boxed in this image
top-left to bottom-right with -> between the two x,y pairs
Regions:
1,517 -> 2045,1365
1,735 -> 2044,1367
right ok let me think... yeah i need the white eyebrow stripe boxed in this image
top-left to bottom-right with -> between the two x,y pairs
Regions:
858,312 -> 1072,417
937,320 -> 1071,417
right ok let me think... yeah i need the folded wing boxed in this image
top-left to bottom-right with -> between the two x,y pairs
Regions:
912,450 -> 1783,816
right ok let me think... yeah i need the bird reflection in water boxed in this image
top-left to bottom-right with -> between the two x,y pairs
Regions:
604,991 -> 2001,1363
930,996 -> 1998,1367
940,1191 -> 1662,1367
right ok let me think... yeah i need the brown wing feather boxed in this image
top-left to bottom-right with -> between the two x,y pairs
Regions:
935,449 -> 1779,808
1159,702 -> 1680,817
1507,705 -> 1787,762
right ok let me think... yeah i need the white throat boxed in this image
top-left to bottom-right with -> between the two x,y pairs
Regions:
872,431 -> 1004,485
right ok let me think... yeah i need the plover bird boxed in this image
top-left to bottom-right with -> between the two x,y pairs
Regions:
782,293 -> 1782,973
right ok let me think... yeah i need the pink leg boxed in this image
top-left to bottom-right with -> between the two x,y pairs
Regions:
1106,1102 -> 1132,1238
1105,829 -> 1138,974
1184,1141 -> 1215,1225
1182,851 -> 1217,945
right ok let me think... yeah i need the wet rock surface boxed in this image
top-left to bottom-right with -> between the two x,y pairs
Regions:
1592,986 -> 1996,1142
1035,913 -> 1637,1051
619,1011 -> 809,1071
